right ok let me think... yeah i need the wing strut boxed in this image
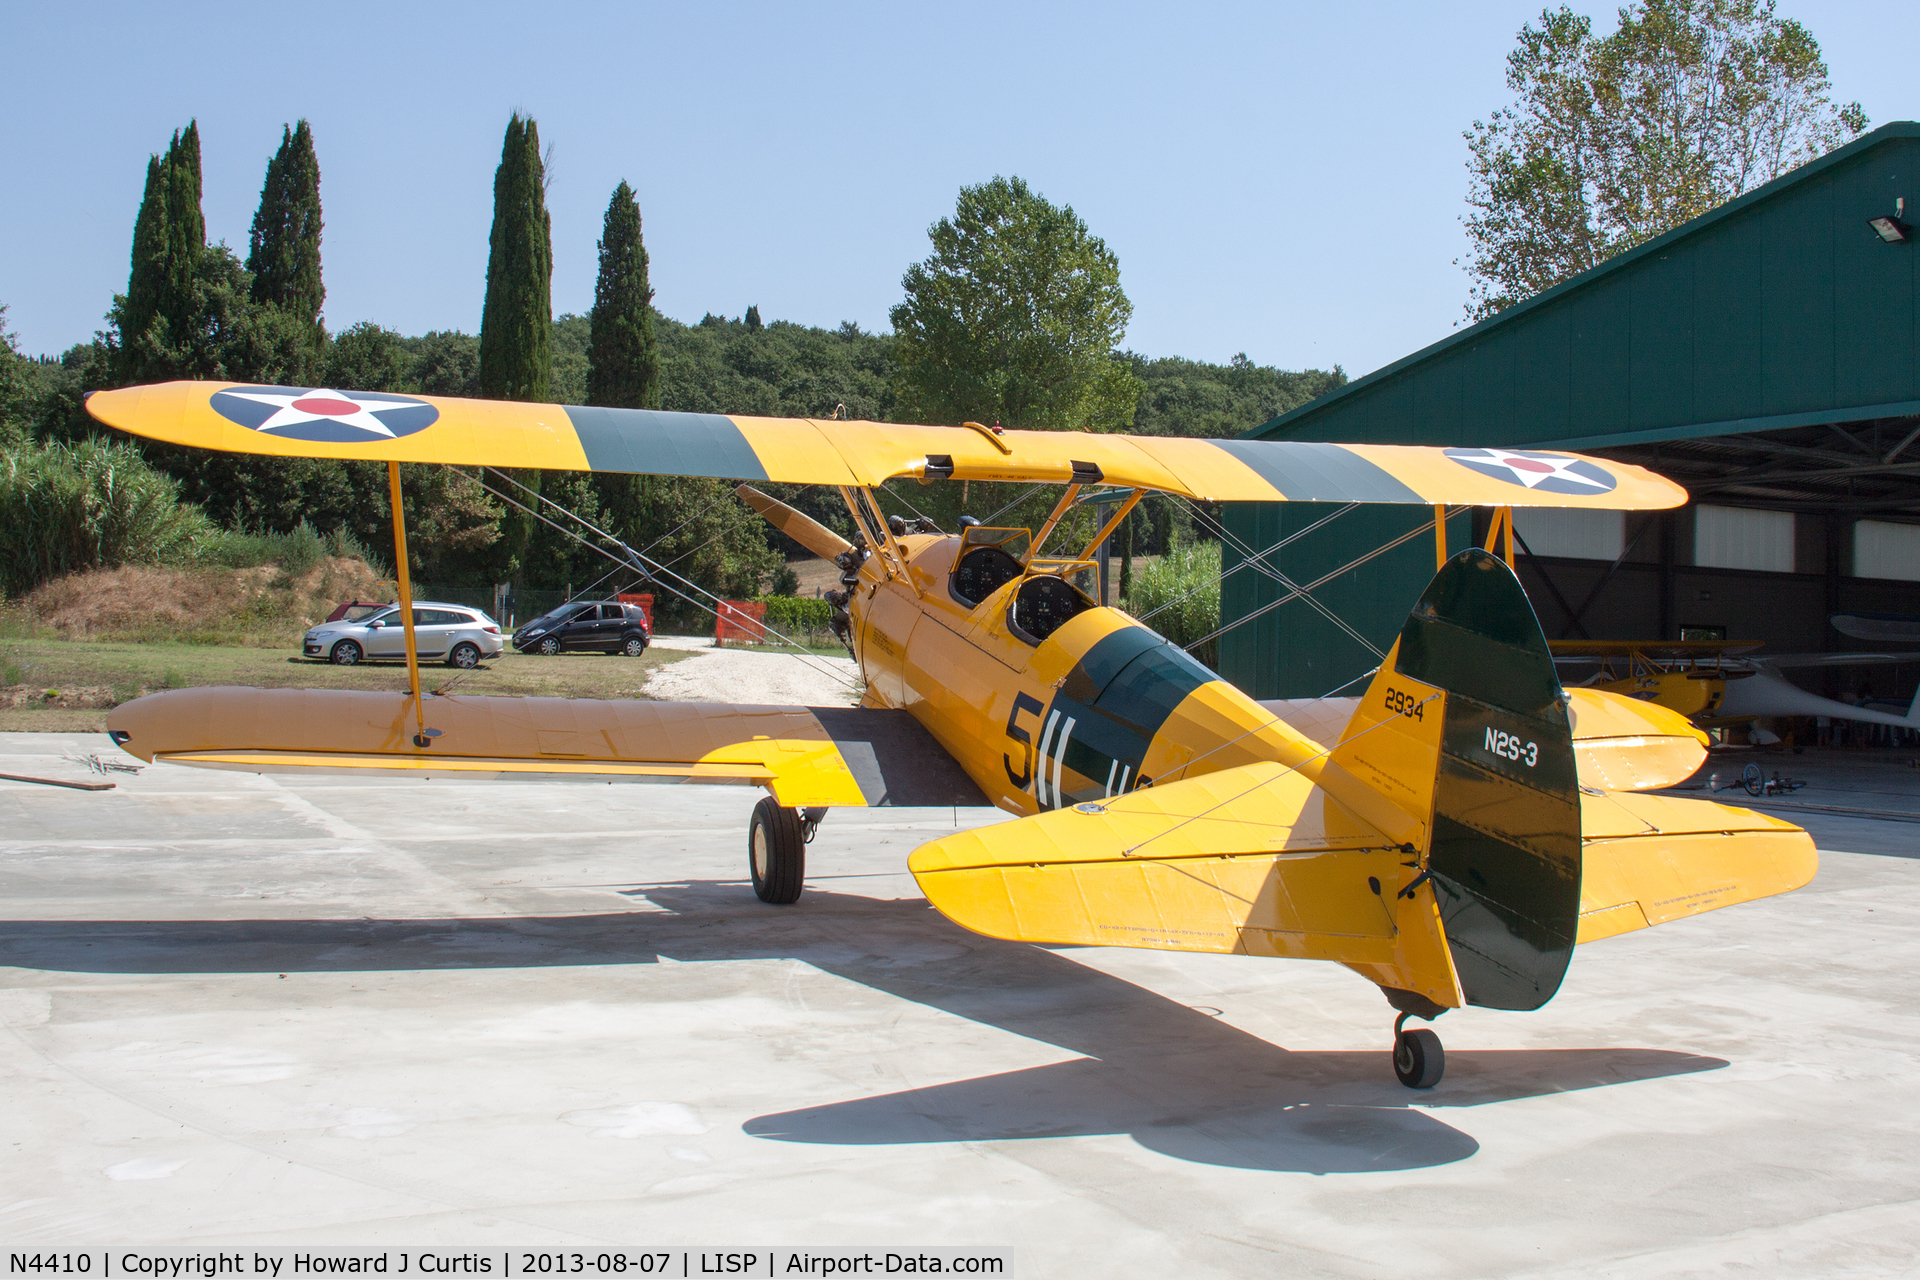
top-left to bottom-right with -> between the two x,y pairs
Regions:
386,461 -> 428,747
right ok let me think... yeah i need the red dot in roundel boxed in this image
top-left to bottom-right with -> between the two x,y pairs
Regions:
1506,457 -> 1555,473
291,396 -> 362,417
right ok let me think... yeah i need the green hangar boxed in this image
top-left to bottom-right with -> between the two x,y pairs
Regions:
1221,121 -> 1920,702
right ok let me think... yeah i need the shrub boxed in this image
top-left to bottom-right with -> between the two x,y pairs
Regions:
0,437 -> 210,596
760,594 -> 834,632
1125,539 -> 1220,669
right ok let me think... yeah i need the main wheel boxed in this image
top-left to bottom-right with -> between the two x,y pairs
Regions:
749,797 -> 805,904
1742,762 -> 1764,796
446,641 -> 481,669
330,640 -> 362,666
622,634 -> 648,656
537,636 -> 561,656
1393,1027 -> 1445,1089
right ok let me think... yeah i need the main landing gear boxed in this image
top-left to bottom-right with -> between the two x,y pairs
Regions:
748,798 -> 826,904
1393,1012 -> 1445,1089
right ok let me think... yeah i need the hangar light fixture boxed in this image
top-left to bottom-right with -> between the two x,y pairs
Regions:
1870,197 -> 1910,244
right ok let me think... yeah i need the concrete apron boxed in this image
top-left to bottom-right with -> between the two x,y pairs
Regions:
0,732 -> 1915,1278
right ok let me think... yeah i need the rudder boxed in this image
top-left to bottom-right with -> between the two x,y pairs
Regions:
1395,548 -> 1582,1011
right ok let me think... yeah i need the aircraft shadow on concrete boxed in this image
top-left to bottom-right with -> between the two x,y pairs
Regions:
0,883 -> 1725,1175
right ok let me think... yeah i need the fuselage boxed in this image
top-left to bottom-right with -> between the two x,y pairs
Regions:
845,530 -> 1330,818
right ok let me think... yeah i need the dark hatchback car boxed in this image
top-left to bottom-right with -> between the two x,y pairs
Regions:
512,600 -> 651,656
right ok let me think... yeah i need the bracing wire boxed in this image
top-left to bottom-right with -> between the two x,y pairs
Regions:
461,468 -> 864,694
1131,502 -> 1358,625
1176,507 -> 1466,659
481,472 -> 862,694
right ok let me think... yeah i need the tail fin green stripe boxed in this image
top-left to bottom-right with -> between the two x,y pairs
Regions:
1398,549 -> 1581,1011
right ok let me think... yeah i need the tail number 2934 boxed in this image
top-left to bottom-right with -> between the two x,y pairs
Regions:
1485,726 -> 1539,768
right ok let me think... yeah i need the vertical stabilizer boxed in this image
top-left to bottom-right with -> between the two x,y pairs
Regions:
1393,549 -> 1583,1011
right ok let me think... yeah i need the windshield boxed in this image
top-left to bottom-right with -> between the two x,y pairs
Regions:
531,604 -> 588,627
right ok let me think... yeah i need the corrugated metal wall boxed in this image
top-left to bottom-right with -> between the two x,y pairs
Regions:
1217,124 -> 1920,697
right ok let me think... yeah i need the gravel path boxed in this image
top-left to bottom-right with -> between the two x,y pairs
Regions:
642,639 -> 862,706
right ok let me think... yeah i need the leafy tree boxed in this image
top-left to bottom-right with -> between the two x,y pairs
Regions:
325,322 -> 412,392
406,330 -> 482,397
586,181 -> 659,410
1463,0 -> 1867,319
890,175 -> 1141,433
1125,351 -> 1346,438
478,114 -> 553,401
744,304 -> 762,333
247,121 -> 325,339
0,305 -> 29,440
111,243 -> 322,387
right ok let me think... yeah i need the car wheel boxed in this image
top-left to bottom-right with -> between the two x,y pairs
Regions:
622,634 -> 648,657
537,636 -> 561,656
330,640 -> 362,666
447,641 -> 481,669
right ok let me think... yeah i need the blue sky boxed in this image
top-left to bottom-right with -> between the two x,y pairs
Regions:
3,1 -> 1914,378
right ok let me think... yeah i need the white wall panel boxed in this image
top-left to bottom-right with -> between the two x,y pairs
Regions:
1513,507 -> 1625,560
1854,520 -> 1920,582
1695,506 -> 1794,573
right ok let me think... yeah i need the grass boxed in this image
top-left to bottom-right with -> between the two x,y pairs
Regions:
0,637 -> 695,733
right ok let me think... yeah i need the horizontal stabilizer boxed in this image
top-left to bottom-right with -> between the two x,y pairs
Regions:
1576,790 -> 1816,942
909,761 -> 1465,1012
1262,686 -> 1709,794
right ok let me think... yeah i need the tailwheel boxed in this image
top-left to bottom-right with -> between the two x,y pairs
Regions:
749,797 -> 806,904
1392,1012 -> 1445,1089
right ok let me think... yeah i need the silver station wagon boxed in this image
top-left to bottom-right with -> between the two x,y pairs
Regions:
303,602 -> 506,668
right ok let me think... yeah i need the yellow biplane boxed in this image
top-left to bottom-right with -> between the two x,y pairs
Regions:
87,382 -> 1816,1089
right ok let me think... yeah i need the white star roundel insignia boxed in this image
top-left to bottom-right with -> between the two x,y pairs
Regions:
1444,447 -> 1617,496
209,386 -> 438,443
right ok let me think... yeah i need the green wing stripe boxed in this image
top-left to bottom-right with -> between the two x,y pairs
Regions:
1208,440 -> 1425,502
565,406 -> 769,480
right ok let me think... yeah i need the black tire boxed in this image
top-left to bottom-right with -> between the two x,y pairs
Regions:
749,797 -> 805,904
622,633 -> 648,657
447,641 -> 481,669
330,640 -> 362,666
537,635 -> 561,656
1742,762 -> 1764,796
1393,1027 -> 1445,1089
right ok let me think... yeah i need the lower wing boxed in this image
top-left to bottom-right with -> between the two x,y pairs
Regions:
105,687 -> 986,808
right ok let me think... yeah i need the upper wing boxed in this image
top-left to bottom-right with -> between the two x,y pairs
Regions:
85,381 -> 1687,510
105,687 -> 986,808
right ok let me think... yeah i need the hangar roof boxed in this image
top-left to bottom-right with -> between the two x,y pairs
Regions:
1249,123 -> 1920,514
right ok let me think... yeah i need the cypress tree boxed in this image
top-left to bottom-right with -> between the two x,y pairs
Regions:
160,123 -> 205,332
247,120 -> 325,336
122,155 -> 171,350
478,114 -> 552,402
119,122 -> 206,380
744,304 -> 762,333
586,180 -> 658,409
